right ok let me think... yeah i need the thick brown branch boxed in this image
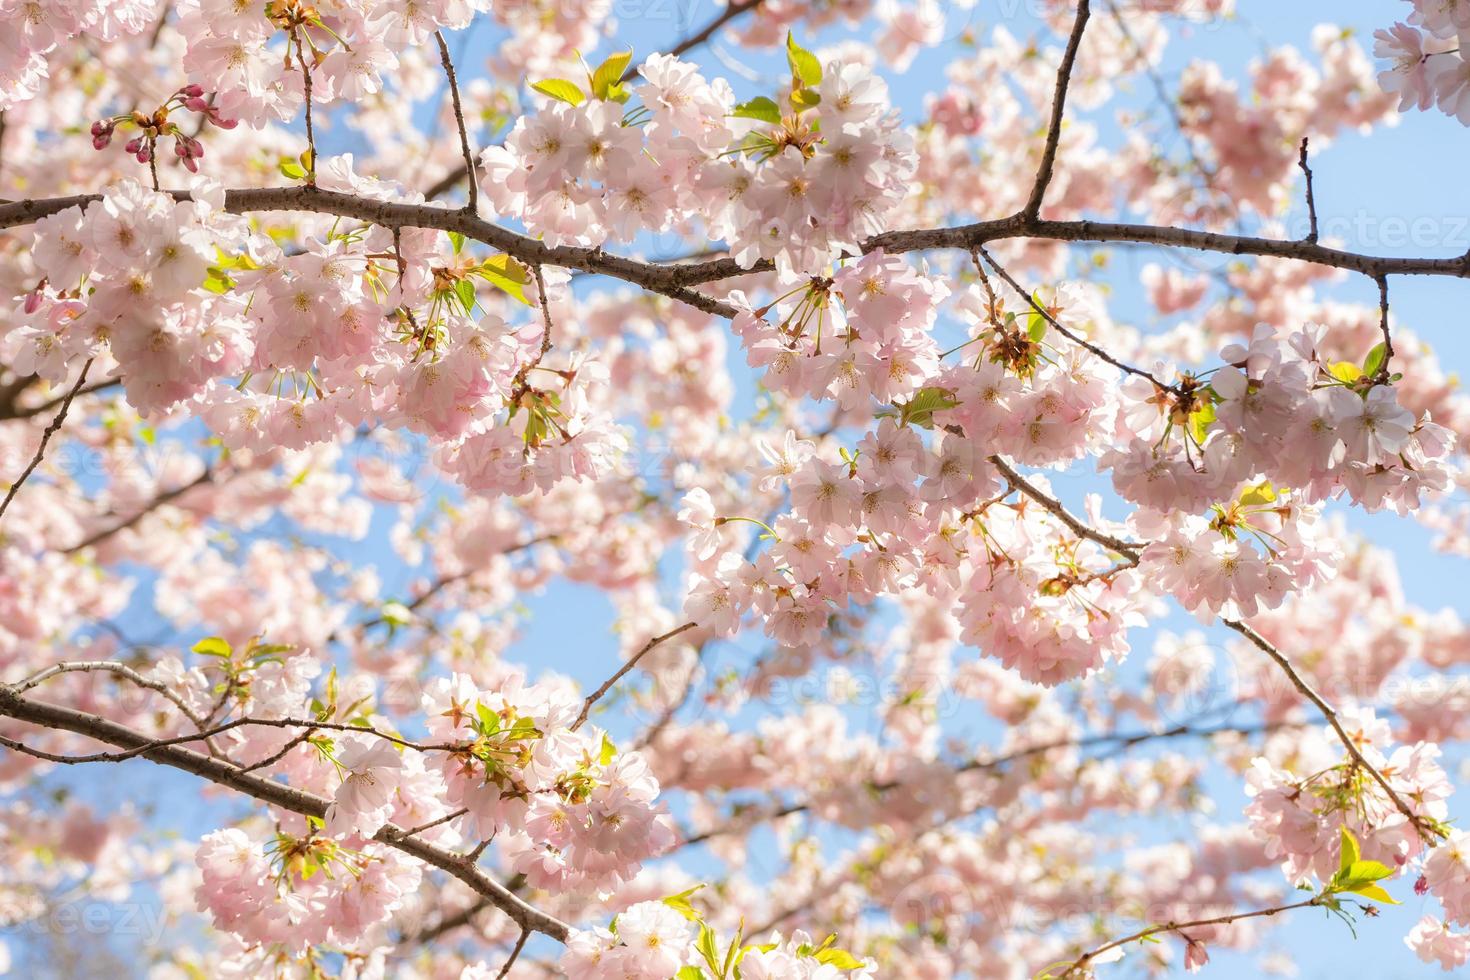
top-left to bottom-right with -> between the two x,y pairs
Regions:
8,192 -> 1470,316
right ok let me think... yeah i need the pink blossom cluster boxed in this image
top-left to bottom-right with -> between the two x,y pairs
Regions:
1374,1 -> 1470,123
482,53 -> 915,276
0,0 -> 157,109
196,825 -> 422,951
1245,710 -> 1450,886
421,672 -> 676,892
556,898 -> 875,980
174,0 -> 489,128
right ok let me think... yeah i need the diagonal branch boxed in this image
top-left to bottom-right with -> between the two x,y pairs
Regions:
0,357 -> 93,525
0,684 -> 572,941
573,621 -> 698,731
1222,618 -> 1440,842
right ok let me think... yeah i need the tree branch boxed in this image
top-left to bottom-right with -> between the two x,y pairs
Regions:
0,684 -> 572,942
435,31 -> 478,215
1023,0 -> 1092,220
573,621 -> 698,731
1058,897 -> 1321,977
0,358 -> 93,525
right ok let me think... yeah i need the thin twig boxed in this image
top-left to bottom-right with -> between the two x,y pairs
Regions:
1023,0 -> 1092,220
573,622 -> 698,731
1059,897 -> 1321,976
975,246 -> 1176,391
1298,136 -> 1319,244
1223,618 -> 1441,843
435,31 -> 478,214
1374,274 -> 1394,383
293,30 -> 317,186
65,468 -> 214,553
497,928 -> 531,979
0,358 -> 93,525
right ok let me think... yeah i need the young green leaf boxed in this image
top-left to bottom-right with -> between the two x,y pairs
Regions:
191,636 -> 232,658
786,32 -> 822,87
731,96 -> 782,124
531,78 -> 585,106
790,87 -> 821,111
591,49 -> 633,100
479,254 -> 532,304
1362,341 -> 1387,378
896,386 -> 960,429
454,278 -> 476,315
1338,826 -> 1361,876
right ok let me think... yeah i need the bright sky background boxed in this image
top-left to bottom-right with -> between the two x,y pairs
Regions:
14,2 -> 1470,977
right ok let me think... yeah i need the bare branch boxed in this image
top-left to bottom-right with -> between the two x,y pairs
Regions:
1298,136 -> 1319,244
573,622 -> 699,731
497,929 -> 531,979
1059,897 -> 1321,977
435,31 -> 478,215
1375,274 -> 1395,383
0,357 -> 93,525
0,377 -> 120,421
1023,0 -> 1092,221
65,467 -> 215,554
988,454 -> 1142,557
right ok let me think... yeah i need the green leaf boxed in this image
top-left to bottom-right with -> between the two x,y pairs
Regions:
786,32 -> 822,87
790,87 -> 821,111
814,948 -> 866,969
1335,859 -> 1395,892
1026,311 -> 1048,342
1350,882 -> 1400,904
476,702 -> 501,736
1187,400 -> 1216,445
531,78 -> 585,106
202,266 -> 234,294
591,49 -> 633,100
454,278 -> 477,315
1328,360 -> 1363,384
662,885 -> 705,921
278,156 -> 306,180
896,386 -> 960,429
1338,826 -> 1360,876
599,733 -> 617,766
479,254 -> 531,305
675,969 -> 707,980
731,96 -> 782,125
1363,342 -> 1387,378
695,923 -> 723,973
1239,480 -> 1278,507
192,636 -> 232,658
448,231 -> 465,254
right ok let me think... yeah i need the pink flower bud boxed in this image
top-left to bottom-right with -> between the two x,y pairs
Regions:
181,83 -> 205,98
